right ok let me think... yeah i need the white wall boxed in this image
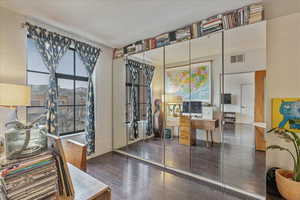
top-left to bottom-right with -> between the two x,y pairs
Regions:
224,73 -> 255,123
91,45 -> 113,158
112,58 -> 127,149
266,12 -> 300,170
0,7 -> 113,158
0,7 -> 26,85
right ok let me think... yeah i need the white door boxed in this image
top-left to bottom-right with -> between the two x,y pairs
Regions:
240,84 -> 254,124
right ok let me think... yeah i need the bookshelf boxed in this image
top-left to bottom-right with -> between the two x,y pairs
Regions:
113,3 -> 263,59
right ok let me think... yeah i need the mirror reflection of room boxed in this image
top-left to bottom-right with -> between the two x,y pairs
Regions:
113,47 -> 165,164
112,7 -> 267,199
222,21 -> 266,196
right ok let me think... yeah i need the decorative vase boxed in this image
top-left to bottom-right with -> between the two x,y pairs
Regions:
276,169 -> 300,200
5,122 -> 47,160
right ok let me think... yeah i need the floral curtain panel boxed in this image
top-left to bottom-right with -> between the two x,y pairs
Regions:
26,23 -> 72,135
126,59 -> 140,139
126,59 -> 155,139
75,42 -> 101,155
26,23 -> 101,155
142,64 -> 155,136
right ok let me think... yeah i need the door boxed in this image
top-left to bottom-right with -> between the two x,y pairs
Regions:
240,84 -> 254,124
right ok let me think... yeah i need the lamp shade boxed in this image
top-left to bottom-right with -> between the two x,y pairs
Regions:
0,83 -> 31,106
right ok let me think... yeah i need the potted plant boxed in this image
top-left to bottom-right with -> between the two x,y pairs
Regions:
267,127 -> 300,200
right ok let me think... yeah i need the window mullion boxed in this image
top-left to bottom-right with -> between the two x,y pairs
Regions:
27,44 -> 88,136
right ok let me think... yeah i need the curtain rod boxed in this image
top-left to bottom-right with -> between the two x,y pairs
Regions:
21,22 -> 103,53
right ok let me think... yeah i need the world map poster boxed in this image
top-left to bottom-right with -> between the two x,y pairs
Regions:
165,61 -> 211,103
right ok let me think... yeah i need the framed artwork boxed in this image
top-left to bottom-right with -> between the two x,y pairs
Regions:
165,61 -> 212,103
272,98 -> 300,133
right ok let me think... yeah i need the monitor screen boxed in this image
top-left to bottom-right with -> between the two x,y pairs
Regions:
222,93 -> 232,104
182,102 -> 202,113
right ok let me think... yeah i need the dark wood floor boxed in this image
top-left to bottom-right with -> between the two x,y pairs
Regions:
120,124 -> 266,197
87,152 -> 251,200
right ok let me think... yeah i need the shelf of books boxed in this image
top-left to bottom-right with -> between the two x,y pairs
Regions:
113,3 -> 264,59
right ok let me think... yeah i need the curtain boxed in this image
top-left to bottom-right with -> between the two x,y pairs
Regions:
142,64 -> 155,136
75,41 -> 101,155
126,59 -> 140,139
26,23 -> 72,135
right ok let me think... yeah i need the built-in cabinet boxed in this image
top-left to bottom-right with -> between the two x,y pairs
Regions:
112,21 -> 267,199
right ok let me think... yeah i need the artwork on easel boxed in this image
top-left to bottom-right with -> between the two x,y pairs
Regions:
272,98 -> 300,133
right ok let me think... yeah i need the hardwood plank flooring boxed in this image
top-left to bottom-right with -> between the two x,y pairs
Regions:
87,152 -> 248,200
120,124 -> 266,197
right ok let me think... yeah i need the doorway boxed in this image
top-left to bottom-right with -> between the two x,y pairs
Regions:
240,83 -> 254,124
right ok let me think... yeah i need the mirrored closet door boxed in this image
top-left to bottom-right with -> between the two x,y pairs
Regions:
221,21 -> 267,197
189,32 -> 223,181
112,21 -> 267,199
164,40 -> 191,172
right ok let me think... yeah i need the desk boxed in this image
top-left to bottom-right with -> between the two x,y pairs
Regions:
68,163 -> 111,200
179,116 -> 219,146
191,118 -> 219,146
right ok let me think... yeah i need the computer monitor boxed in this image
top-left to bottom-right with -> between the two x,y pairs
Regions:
222,93 -> 232,104
182,101 -> 202,113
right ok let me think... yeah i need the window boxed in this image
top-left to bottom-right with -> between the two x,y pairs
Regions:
125,66 -> 147,122
27,38 -> 88,135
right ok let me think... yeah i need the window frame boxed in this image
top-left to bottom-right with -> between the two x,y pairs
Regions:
26,40 -> 89,136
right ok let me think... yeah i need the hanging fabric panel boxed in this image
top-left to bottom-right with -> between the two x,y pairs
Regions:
75,41 -> 101,155
126,59 -> 140,139
26,23 -> 72,135
142,64 -> 155,136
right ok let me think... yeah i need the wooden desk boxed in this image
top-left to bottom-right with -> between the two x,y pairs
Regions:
191,118 -> 219,146
179,116 -> 219,146
68,163 -> 111,200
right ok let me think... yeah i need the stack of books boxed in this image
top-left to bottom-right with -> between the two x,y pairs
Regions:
114,48 -> 124,59
222,7 -> 249,29
124,44 -> 136,54
191,23 -> 200,39
249,4 -> 263,24
143,39 -> 150,51
155,33 -> 169,48
134,41 -> 143,53
0,152 -> 58,200
168,31 -> 176,44
201,15 -> 223,36
176,26 -> 191,42
143,38 -> 157,50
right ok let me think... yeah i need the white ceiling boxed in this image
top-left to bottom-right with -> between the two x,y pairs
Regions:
0,0 -> 261,48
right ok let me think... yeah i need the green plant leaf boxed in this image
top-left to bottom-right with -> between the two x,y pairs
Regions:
285,129 -> 300,146
267,127 -> 277,133
267,145 -> 297,174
